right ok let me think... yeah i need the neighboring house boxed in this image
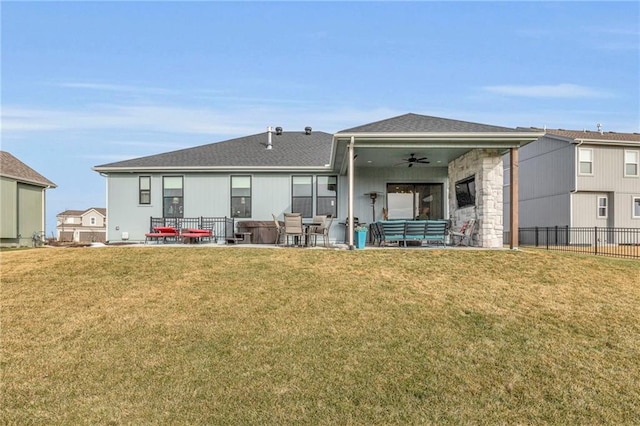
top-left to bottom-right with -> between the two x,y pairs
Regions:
0,151 -> 57,247
94,113 -> 542,248
503,128 -> 640,233
57,208 -> 107,243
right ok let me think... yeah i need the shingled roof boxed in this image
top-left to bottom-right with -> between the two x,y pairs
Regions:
338,113 -> 520,134
523,128 -> 640,144
58,208 -> 106,217
0,151 -> 57,188
95,130 -> 334,170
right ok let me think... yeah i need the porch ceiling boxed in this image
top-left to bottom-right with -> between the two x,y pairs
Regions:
352,146 -> 470,168
332,132 -> 544,174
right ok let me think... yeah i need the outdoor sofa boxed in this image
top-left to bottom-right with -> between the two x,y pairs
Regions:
375,220 -> 449,247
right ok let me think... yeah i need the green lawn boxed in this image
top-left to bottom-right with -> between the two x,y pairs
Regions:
2,246 -> 639,424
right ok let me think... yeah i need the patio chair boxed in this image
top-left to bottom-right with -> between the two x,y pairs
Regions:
309,216 -> 333,248
371,222 -> 384,246
283,213 -> 304,247
272,213 -> 284,246
424,220 -> 448,247
450,219 -> 476,246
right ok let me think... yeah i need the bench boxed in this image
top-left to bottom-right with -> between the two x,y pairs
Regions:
181,228 -> 213,244
145,226 -> 179,244
377,220 -> 449,247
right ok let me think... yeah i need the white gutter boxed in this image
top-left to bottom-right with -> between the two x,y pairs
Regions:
42,189 -> 46,240
92,165 -> 334,173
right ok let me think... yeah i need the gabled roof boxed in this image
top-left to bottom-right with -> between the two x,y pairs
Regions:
94,131 -> 334,171
0,151 -> 57,188
83,208 -> 107,217
58,208 -> 106,217
338,113 -> 520,134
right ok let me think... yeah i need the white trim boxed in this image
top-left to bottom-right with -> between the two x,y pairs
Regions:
347,137 -> 355,248
597,196 -> 608,219
578,147 -> 594,176
624,149 -> 639,177
632,196 -> 640,219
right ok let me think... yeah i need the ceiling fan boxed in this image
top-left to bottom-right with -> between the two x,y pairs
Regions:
394,153 -> 430,167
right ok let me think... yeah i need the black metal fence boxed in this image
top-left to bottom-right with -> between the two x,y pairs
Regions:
150,217 -> 236,242
505,226 -> 639,260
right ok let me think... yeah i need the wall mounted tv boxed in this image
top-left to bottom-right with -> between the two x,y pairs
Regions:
455,176 -> 476,208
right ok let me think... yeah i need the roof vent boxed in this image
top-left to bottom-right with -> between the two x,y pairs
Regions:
275,126 -> 283,135
597,123 -> 603,135
305,126 -> 312,135
266,126 -> 273,150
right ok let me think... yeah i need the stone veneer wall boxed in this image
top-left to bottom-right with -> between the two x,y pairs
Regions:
448,149 -> 504,248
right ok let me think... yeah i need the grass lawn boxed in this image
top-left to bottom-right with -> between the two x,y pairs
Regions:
2,246 -> 639,424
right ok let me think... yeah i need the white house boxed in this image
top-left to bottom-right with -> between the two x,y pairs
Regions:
56,208 -> 107,243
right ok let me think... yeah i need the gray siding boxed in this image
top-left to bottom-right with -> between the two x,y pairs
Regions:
504,136 -> 575,228
615,193 -> 640,228
577,145 -> 640,192
17,183 -> 44,242
0,177 -> 17,238
105,166 -> 450,243
575,144 -> 640,227
572,192 -> 611,230
519,194 -> 570,227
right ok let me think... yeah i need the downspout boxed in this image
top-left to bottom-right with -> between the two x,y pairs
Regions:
570,140 -> 584,227
348,137 -> 355,249
42,187 -> 48,241
100,172 -> 109,241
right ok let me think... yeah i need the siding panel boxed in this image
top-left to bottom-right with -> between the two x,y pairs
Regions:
0,177 -> 17,238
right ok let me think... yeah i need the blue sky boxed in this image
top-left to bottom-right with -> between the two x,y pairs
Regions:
2,1 -> 639,235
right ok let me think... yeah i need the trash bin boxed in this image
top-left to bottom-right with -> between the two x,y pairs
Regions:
236,221 -> 279,244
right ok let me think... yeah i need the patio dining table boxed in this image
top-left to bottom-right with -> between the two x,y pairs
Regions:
301,222 -> 323,247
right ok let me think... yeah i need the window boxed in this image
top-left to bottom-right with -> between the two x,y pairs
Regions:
633,197 -> 640,219
597,196 -> 607,219
90,217 -> 96,225
231,176 -> 251,218
317,175 -> 337,217
163,176 -> 183,218
624,150 -> 639,177
139,176 -> 151,204
455,176 -> 476,208
386,183 -> 443,220
579,148 -> 593,175
292,176 -> 313,217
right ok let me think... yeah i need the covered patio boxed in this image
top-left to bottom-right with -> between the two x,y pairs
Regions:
330,114 -> 543,250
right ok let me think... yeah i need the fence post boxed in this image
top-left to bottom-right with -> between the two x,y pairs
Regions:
535,226 -> 539,247
565,225 -> 569,246
594,226 -> 598,255
554,226 -> 558,245
546,227 -> 549,250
